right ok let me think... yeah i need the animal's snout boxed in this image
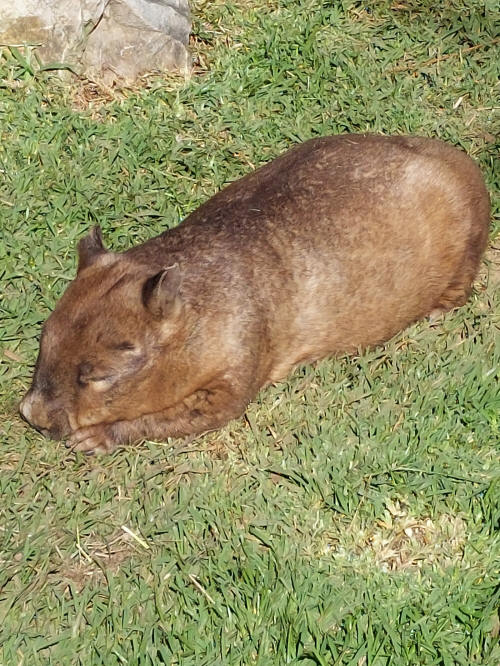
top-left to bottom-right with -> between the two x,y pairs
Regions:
19,390 -> 67,439
19,390 -> 49,433
19,393 -> 31,423
20,391 -> 39,425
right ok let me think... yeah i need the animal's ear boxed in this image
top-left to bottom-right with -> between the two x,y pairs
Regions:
142,264 -> 182,319
77,226 -> 107,272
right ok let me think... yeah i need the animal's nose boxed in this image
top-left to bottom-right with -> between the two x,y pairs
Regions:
19,393 -> 34,424
19,391 -> 51,432
19,390 -> 70,440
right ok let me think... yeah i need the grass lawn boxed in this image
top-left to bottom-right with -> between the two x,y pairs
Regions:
0,0 -> 499,663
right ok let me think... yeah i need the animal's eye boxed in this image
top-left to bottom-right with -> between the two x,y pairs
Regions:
113,341 -> 137,352
88,376 -> 114,392
78,362 -> 114,390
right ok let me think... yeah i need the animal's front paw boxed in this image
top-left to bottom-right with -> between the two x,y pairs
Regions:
66,424 -> 117,455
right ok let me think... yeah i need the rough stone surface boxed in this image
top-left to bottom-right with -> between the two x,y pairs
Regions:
0,0 -> 191,83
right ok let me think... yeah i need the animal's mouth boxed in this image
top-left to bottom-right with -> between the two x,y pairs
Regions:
31,421 -> 69,441
19,412 -> 46,437
19,397 -> 72,441
32,424 -> 51,438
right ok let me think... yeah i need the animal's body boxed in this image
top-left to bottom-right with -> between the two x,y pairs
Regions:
20,134 -> 490,453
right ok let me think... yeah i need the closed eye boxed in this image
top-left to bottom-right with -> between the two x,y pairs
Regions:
89,376 -> 114,392
78,373 -> 113,387
113,341 -> 137,352
78,361 -> 115,389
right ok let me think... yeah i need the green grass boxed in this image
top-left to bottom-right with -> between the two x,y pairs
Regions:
1,0 -> 499,663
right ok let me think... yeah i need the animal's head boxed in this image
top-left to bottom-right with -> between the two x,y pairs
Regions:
20,227 -> 188,441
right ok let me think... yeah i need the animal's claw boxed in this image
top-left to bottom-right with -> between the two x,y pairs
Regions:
66,424 -> 116,455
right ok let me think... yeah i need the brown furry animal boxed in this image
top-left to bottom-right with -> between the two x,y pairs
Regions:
20,134 -> 490,454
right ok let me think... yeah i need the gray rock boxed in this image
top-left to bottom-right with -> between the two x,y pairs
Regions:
0,0 -> 191,83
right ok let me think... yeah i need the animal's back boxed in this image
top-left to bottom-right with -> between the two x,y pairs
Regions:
129,134 -> 489,384
174,135 -> 489,382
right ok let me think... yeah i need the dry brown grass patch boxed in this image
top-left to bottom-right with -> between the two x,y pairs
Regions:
360,501 -> 467,572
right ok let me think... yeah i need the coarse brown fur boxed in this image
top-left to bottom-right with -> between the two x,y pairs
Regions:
20,134 -> 490,454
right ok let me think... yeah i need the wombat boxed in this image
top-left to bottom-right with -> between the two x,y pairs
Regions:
20,134 -> 490,454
